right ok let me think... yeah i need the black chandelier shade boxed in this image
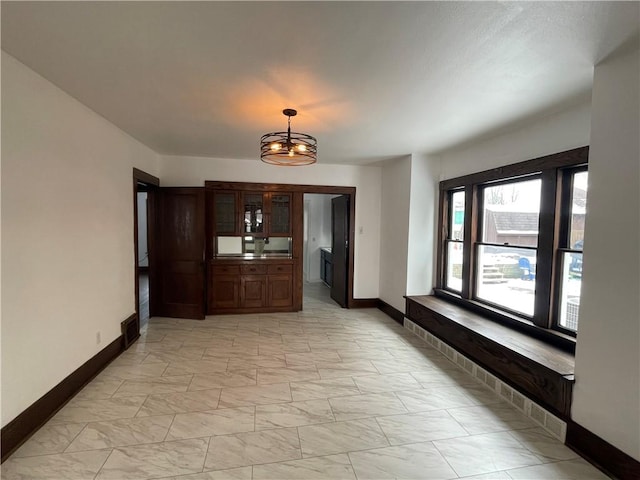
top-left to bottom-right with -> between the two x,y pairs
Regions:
260,109 -> 317,166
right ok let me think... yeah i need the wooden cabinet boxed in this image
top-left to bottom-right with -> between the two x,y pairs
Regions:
267,264 -> 293,308
320,248 -> 333,286
205,181 -> 298,315
210,189 -> 291,239
207,260 -> 294,313
241,191 -> 291,237
240,275 -> 267,308
208,265 -> 240,310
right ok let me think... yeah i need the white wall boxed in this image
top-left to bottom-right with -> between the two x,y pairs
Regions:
1,53 -> 160,426
379,156 -> 412,312
137,192 -> 148,267
571,45 -> 640,461
406,153 -> 441,296
440,101 -> 592,180
159,155 -> 382,299
378,153 -> 443,313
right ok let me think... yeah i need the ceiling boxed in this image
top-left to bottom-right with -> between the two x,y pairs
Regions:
2,2 -> 638,165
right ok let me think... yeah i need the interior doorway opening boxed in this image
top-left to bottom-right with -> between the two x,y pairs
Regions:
136,190 -> 150,326
302,192 -> 351,308
303,194 -> 337,306
133,168 -> 159,332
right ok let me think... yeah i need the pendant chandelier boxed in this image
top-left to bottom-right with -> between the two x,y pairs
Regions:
260,109 -> 317,166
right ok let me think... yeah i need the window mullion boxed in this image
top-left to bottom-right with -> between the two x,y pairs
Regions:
533,168 -> 558,328
460,184 -> 477,300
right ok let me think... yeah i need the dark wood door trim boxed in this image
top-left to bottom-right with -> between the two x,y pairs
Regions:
298,186 -> 356,309
133,169 -> 160,327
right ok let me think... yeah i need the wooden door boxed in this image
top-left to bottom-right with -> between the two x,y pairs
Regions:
331,195 -> 349,307
156,187 -> 205,319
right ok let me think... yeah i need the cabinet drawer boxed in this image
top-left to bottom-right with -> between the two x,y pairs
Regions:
268,264 -> 293,274
212,265 -> 240,275
241,264 -> 268,275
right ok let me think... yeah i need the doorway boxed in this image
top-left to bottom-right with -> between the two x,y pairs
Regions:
133,168 -> 159,330
302,191 -> 353,308
303,194 -> 337,306
137,190 -> 150,325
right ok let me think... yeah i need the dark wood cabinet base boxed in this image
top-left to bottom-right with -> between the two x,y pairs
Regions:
207,259 -> 297,314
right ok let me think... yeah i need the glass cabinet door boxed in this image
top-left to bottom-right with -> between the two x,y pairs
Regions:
214,192 -> 237,234
243,193 -> 264,233
270,194 -> 291,235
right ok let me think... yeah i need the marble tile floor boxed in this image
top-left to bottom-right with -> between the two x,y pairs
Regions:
2,285 -> 611,479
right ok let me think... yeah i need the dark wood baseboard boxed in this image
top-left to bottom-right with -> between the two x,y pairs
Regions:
567,421 -> 640,480
350,298 -> 378,308
377,299 -> 405,324
1,334 -> 124,462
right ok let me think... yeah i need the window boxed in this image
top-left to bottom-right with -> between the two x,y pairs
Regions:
437,147 -> 589,340
476,178 -> 541,316
445,189 -> 465,292
556,169 -> 588,332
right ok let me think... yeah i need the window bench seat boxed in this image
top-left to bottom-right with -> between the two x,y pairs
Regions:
405,295 -> 575,419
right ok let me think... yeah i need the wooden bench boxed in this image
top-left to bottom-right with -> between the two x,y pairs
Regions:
405,295 -> 575,419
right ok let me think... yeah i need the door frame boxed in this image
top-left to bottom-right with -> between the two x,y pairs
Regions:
298,185 -> 356,308
133,168 -> 160,326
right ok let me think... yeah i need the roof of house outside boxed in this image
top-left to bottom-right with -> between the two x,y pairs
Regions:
487,209 -> 539,235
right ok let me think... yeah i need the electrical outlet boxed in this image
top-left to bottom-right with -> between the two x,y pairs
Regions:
96,331 -> 101,345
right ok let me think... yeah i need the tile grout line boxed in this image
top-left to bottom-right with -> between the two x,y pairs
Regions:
88,445 -> 116,480
403,318 -> 568,442
200,435 -> 213,473
430,438 -> 463,478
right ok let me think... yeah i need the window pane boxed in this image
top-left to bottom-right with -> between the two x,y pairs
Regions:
476,245 -> 536,316
271,194 -> 291,234
214,192 -> 236,234
559,252 -> 583,331
244,194 -> 264,233
445,241 -> 464,291
569,171 -> 588,249
450,190 -> 465,240
482,179 -> 541,247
